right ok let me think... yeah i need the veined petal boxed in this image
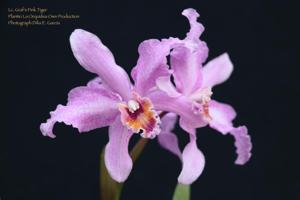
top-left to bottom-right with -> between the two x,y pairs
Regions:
208,100 -> 237,134
131,39 -> 173,96
104,118 -> 133,182
230,126 -> 252,165
40,84 -> 120,138
178,132 -> 205,184
70,29 -> 132,100
202,53 -> 233,88
170,9 -> 208,95
157,113 -> 181,158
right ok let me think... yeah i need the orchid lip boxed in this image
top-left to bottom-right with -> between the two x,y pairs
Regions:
118,92 -> 161,139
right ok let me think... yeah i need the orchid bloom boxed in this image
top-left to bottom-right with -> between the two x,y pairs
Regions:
40,29 -> 204,183
156,8 -> 252,177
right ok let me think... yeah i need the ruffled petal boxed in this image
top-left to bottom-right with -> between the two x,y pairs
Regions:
70,29 -> 132,100
208,100 -> 237,134
104,118 -> 133,182
230,126 -> 252,165
202,53 -> 234,88
178,132 -> 205,184
157,113 -> 181,158
209,101 -> 252,165
182,8 -> 205,40
170,9 -> 208,95
131,39 -> 173,96
40,83 -> 121,138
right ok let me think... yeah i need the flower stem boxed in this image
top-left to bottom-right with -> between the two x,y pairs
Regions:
130,138 -> 148,163
100,149 -> 122,200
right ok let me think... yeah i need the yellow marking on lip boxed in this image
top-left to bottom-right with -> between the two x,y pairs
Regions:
118,93 -> 161,138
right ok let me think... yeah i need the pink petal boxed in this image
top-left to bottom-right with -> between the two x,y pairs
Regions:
131,39 -> 173,96
40,83 -> 121,138
161,112 -> 177,132
182,8 -> 205,39
170,9 -> 208,95
178,133 -> 205,184
157,113 -> 181,158
104,118 -> 133,182
209,100 -> 237,134
156,76 -> 182,98
209,101 -> 252,165
179,117 -> 200,134
202,53 -> 234,88
230,126 -> 252,165
148,90 -> 207,129
170,45 -> 205,95
158,114 -> 205,184
86,77 -> 103,88
70,29 -> 132,100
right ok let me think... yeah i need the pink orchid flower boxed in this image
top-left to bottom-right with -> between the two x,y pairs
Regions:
40,29 -> 204,182
156,8 -> 252,184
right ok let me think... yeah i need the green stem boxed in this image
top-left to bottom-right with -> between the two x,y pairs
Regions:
130,138 -> 148,163
100,149 -> 122,200
172,184 -> 190,200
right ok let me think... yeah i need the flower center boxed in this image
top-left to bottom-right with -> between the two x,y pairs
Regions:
190,87 -> 213,122
127,100 -> 140,113
118,92 -> 161,139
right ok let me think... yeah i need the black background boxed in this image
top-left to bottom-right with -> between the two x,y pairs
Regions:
1,0 -> 299,200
